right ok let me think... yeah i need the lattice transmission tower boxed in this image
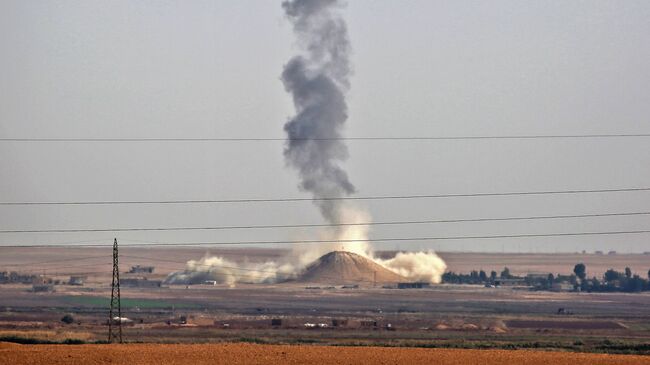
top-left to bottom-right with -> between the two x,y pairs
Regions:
108,238 -> 122,343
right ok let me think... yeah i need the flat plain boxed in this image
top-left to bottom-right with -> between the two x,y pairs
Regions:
1,343 -> 650,365
1,247 -> 650,358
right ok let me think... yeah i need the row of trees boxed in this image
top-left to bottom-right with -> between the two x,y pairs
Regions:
441,264 -> 650,293
573,263 -> 650,292
442,267 -> 515,284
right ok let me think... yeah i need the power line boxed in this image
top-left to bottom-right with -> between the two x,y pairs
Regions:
2,249 -> 388,286
0,255 -> 108,268
2,251 -> 378,285
3,229 -> 650,247
21,270 -> 112,276
119,254 -> 381,285
0,249 -> 227,269
1,134 -> 650,142
2,187 -> 649,206
15,262 -> 112,273
0,238 -> 115,246
122,254 -> 277,275
2,211 -> 649,234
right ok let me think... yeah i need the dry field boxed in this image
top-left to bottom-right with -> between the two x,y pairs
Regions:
425,252 -> 650,276
2,247 -> 649,278
1,343 -> 649,365
2,247 -> 650,354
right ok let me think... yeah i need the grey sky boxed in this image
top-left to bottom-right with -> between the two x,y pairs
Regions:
1,0 -> 649,252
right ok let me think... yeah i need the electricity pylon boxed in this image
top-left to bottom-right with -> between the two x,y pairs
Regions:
108,238 -> 122,343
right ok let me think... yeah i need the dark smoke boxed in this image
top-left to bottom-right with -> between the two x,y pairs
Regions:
281,0 -> 353,224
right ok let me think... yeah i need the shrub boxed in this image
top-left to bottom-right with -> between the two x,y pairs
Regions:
61,314 -> 75,324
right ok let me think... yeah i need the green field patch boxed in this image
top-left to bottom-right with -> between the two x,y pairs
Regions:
63,295 -> 199,309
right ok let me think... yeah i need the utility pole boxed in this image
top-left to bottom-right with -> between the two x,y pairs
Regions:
108,238 -> 122,343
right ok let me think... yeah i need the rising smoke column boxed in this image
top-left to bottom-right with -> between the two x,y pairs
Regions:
281,0 -> 354,228
281,1 -> 447,281
168,0 -> 447,286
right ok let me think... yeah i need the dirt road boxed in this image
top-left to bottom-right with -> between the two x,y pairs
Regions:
1,343 -> 649,365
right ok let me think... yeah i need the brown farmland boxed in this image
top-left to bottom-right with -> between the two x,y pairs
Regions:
506,319 -> 626,330
2,343 -> 650,365
1,247 -> 650,355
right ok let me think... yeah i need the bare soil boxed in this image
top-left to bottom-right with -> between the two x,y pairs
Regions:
2,247 -> 650,353
506,319 -> 625,330
431,252 -> 650,276
298,251 -> 406,284
1,343 -> 649,365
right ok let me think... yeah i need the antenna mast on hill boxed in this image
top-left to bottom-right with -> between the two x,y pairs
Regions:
108,238 -> 122,343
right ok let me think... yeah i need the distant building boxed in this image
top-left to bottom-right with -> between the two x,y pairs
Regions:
121,278 -> 162,288
68,276 -> 86,286
494,278 -> 527,287
398,282 -> 430,289
332,319 -> 348,327
0,271 -> 39,284
32,284 -> 55,292
341,284 -> 359,289
608,251 -> 617,255
128,265 -> 155,274
594,251 -> 604,255
360,320 -> 378,328
551,282 -> 574,292
525,273 -> 549,280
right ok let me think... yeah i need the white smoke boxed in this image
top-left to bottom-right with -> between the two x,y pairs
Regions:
376,251 -> 448,284
290,202 -> 372,266
164,255 -> 297,286
165,249 -> 448,285
167,0 -> 447,285
165,203 -> 448,285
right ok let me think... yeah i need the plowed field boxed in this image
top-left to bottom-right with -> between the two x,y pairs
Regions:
1,343 -> 649,365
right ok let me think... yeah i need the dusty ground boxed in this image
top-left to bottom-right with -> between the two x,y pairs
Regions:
1,343 -> 649,365
2,247 -> 649,279
2,247 -> 650,353
433,252 -> 650,276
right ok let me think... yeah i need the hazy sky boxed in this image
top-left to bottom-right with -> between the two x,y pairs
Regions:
1,1 -> 649,252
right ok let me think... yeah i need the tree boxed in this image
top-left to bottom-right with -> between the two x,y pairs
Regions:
625,267 -> 632,279
500,267 -> 511,279
647,269 -> 650,281
470,270 -> 479,282
591,276 -> 601,291
61,314 -> 75,324
604,269 -> 621,282
569,274 -> 578,285
547,273 -> 555,285
544,273 -> 555,290
573,263 -> 586,281
479,270 -> 487,282
490,271 -> 497,281
625,275 -> 644,292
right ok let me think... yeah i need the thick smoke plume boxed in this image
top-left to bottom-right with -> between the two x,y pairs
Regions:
166,0 -> 447,286
281,0 -> 354,226
165,255 -> 297,286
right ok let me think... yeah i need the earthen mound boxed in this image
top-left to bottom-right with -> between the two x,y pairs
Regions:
297,251 -> 406,285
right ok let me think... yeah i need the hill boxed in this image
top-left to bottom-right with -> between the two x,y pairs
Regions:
297,251 -> 406,285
